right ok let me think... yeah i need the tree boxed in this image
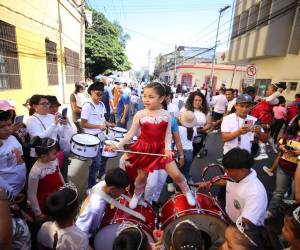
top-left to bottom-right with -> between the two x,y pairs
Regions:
85,9 -> 131,77
153,53 -> 165,80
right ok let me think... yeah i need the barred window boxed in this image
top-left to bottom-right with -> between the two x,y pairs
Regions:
45,39 -> 59,85
0,20 -> 21,89
64,47 -> 79,84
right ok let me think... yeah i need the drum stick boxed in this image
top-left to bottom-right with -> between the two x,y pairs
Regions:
115,149 -> 167,157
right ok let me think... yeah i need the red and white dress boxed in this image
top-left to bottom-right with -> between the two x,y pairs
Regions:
121,109 -> 174,173
27,159 -> 64,216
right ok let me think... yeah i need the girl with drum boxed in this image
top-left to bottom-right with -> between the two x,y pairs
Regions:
111,82 -> 196,209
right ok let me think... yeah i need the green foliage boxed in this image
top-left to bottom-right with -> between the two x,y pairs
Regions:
85,9 -> 131,77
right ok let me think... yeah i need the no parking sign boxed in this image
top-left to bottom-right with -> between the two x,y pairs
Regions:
245,64 -> 257,86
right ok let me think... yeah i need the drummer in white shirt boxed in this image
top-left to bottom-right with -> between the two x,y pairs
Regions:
80,81 -> 115,188
196,148 -> 268,226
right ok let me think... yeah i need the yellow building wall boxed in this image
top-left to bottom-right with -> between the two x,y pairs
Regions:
0,0 -> 82,114
177,67 -> 246,90
250,54 -> 300,101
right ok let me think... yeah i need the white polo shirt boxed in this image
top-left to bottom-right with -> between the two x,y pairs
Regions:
221,113 -> 257,154
81,101 -> 106,137
227,98 -> 236,113
226,169 -> 267,226
178,126 -> 197,150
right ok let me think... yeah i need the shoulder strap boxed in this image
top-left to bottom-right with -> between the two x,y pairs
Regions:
33,115 -> 46,130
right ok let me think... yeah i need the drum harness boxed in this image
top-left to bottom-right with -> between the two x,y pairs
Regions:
91,185 -> 146,222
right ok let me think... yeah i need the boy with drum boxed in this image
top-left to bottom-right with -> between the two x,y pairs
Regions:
76,168 -> 129,237
80,81 -> 115,188
196,148 -> 268,226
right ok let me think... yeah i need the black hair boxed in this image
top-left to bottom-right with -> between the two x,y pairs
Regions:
295,94 -> 300,99
28,94 -> 47,116
287,115 -> 300,136
0,110 -> 13,122
285,208 -> 300,242
123,82 -> 128,87
171,222 -> 203,250
105,168 -> 129,189
226,88 -> 234,94
46,95 -> 60,107
74,82 -> 85,94
223,148 -> 254,170
277,96 -> 286,105
143,82 -> 166,97
244,86 -> 256,95
164,84 -> 173,99
30,136 -> 58,157
113,227 -> 148,250
185,90 -> 208,114
45,187 -> 78,221
87,81 -> 105,95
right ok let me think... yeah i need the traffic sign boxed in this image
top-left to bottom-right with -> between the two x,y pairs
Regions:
246,64 -> 257,77
245,64 -> 257,86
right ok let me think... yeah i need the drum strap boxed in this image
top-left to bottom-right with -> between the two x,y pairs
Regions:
91,187 -> 146,222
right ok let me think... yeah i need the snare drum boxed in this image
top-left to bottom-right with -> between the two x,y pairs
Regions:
160,193 -> 227,248
102,140 -> 118,158
94,197 -> 155,250
109,127 -> 127,138
70,133 -> 100,158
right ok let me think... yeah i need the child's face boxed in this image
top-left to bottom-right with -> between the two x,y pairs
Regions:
143,88 -> 164,110
0,119 -> 12,140
221,226 -> 247,250
91,90 -> 103,103
283,217 -> 295,244
40,148 -> 57,162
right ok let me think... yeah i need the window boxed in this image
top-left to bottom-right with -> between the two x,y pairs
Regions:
255,79 -> 272,96
231,15 -> 241,38
64,47 -> 79,84
248,4 -> 260,30
288,82 -> 298,91
258,0 -> 272,27
239,9 -> 250,34
45,39 -> 58,85
0,20 -> 21,89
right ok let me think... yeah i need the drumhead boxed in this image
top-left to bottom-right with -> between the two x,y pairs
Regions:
111,127 -> 127,133
163,214 -> 226,249
72,133 -> 100,146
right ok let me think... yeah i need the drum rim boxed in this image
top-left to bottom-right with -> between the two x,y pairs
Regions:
160,208 -> 222,229
160,192 -> 213,211
110,127 -> 127,133
72,133 -> 101,146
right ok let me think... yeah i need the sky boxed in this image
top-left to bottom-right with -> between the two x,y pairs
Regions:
88,0 -> 234,72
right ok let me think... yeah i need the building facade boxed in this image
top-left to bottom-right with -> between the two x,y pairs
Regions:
0,0 -> 85,113
228,0 -> 300,101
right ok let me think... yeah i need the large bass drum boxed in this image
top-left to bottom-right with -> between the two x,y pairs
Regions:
160,193 -> 227,249
94,197 -> 155,250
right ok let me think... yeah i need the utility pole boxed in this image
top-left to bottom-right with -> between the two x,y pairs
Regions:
57,0 -> 66,103
148,49 -> 151,81
209,5 -> 230,95
174,45 -> 177,85
79,0 -> 85,81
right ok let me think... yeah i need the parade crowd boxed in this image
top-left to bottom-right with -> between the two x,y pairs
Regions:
0,76 -> 300,250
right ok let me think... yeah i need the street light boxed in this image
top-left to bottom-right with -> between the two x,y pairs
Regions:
209,5 -> 231,95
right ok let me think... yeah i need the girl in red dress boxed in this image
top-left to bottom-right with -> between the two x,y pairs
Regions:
113,82 -> 196,209
27,137 -> 64,220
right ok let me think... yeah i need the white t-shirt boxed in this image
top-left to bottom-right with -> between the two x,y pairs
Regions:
221,113 -> 257,154
226,169 -> 267,226
75,181 -> 107,235
26,113 -> 58,141
178,126 -> 197,150
227,98 -> 236,113
37,222 -> 89,250
81,101 -> 106,137
167,103 -> 179,118
0,135 -> 26,196
130,95 -> 139,104
212,94 -> 228,114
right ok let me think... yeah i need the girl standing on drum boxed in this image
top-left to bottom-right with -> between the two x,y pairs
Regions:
112,82 -> 196,209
